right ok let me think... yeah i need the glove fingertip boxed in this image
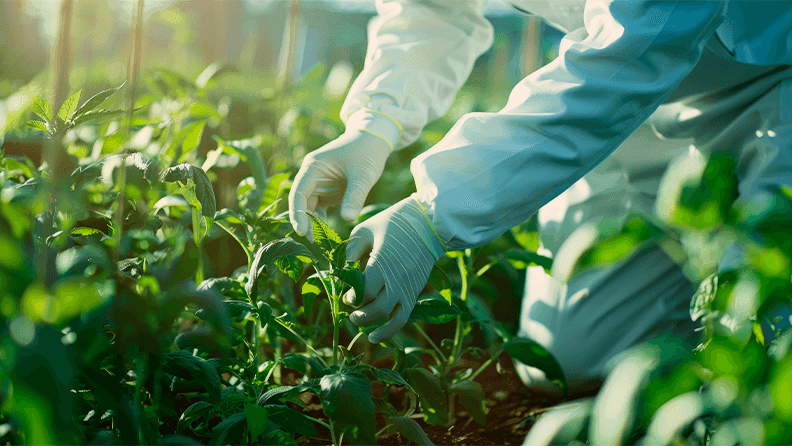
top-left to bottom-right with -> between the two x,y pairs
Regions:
340,206 -> 360,222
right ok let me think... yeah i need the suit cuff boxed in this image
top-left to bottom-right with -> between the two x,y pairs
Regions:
345,108 -> 402,151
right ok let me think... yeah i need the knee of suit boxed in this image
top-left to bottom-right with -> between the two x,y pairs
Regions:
513,335 -> 609,395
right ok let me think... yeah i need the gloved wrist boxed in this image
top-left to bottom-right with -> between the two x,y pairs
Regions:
345,109 -> 402,151
400,194 -> 447,261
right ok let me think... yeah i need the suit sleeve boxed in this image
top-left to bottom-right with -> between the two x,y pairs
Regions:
411,0 -> 727,250
340,0 -> 495,150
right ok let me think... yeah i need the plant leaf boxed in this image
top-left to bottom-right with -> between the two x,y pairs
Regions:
408,295 -> 460,324
340,267 -> 364,303
176,401 -> 214,433
223,300 -> 255,320
156,434 -> 203,445
32,96 -> 54,121
258,384 -> 315,406
402,368 -> 448,426
503,337 -> 567,397
162,351 -> 223,402
319,372 -> 376,445
197,277 -> 248,300
209,412 -> 246,446
181,120 -> 207,158
254,238 -> 315,266
72,108 -> 125,127
159,163 -> 217,218
391,416 -> 435,446
280,353 -> 328,378
375,369 -> 415,393
427,265 -> 453,303
195,62 -> 239,89
305,212 -> 342,254
449,380 -> 486,425
213,136 -> 267,186
261,405 -> 316,437
27,120 -> 51,135
214,208 -> 244,225
245,403 -> 269,441
73,82 -> 125,118
57,89 -> 81,122
504,249 -> 553,272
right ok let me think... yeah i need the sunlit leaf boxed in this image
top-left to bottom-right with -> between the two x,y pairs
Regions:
57,89 -> 81,122
159,163 -> 216,218
197,277 -> 248,300
195,62 -> 239,89
72,82 -> 125,118
504,249 -> 553,272
305,212 -> 342,254
644,392 -> 705,445
503,337 -> 566,397
71,109 -> 125,127
522,399 -> 592,446
181,120 -> 206,157
26,120 -> 51,135
32,96 -> 54,121
427,265 -> 452,303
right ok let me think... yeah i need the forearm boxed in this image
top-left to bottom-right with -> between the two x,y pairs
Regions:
341,0 -> 494,150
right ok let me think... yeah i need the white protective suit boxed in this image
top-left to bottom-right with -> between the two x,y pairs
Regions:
339,0 -> 792,390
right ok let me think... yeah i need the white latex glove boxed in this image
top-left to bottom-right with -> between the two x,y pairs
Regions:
289,130 -> 391,239
344,194 -> 446,344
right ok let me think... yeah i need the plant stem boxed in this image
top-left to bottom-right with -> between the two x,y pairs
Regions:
272,317 -> 330,369
347,331 -> 365,352
134,352 -> 147,445
329,419 -> 339,446
375,424 -> 393,439
447,256 -> 469,368
314,264 -> 341,368
192,207 -> 204,284
273,341 -> 282,384
413,324 -> 447,363
448,391 -> 456,427
468,356 -> 496,382
263,358 -> 279,383
301,414 -> 331,430
457,255 -> 469,302
332,296 -> 340,368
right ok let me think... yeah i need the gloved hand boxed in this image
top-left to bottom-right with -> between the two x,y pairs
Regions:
343,194 -> 446,344
289,130 -> 391,239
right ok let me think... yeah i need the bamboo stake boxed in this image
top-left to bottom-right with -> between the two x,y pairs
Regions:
114,0 -> 144,262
